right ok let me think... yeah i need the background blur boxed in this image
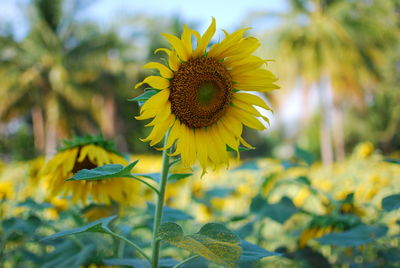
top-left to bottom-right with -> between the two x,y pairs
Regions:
0,0 -> 399,162
1,1 -> 400,267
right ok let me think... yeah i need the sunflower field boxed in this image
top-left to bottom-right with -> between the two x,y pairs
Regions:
1,0 -> 399,267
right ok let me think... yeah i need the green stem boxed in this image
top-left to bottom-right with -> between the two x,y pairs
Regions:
130,175 -> 160,195
172,255 -> 200,268
151,131 -> 171,268
108,230 -> 151,263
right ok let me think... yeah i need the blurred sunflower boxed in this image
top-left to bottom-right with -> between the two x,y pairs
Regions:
0,181 -> 14,200
135,18 -> 278,172
298,225 -> 337,248
41,136 -> 142,205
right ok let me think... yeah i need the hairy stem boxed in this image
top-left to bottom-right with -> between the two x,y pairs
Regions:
151,131 -> 171,268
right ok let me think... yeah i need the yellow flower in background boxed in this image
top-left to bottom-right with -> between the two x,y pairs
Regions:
0,181 -> 14,200
135,18 -> 278,172
83,204 -> 117,222
293,187 -> 311,207
41,136 -> 142,205
298,225 -> 337,248
354,141 -> 374,159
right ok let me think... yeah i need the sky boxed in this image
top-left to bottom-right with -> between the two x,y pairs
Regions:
0,0 -> 303,136
0,0 -> 285,37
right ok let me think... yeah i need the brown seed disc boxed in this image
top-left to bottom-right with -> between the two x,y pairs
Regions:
169,56 -> 233,128
72,149 -> 98,174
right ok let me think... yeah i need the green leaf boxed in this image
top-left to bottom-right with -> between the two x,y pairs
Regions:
294,176 -> 311,186
41,240 -> 96,268
384,158 -> 400,165
252,196 -> 298,224
18,198 -> 52,210
147,203 -> 193,222
159,222 -> 242,268
280,160 -> 299,170
128,89 -> 158,102
317,224 -> 388,246
227,145 -> 253,153
239,240 -> 281,262
205,187 -> 234,199
168,173 -> 192,181
2,215 -> 42,240
66,161 -> 138,181
41,216 -> 117,241
382,193 -> 400,211
295,146 -> 315,165
233,160 -> 259,171
103,258 -> 179,267
132,173 -> 161,183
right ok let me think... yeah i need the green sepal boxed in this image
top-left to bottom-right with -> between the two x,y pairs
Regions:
128,89 -> 158,103
59,135 -> 118,154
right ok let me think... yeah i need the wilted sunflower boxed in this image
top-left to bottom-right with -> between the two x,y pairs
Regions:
135,18 -> 278,171
42,136 -> 142,205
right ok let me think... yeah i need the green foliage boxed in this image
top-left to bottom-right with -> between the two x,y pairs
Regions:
59,135 -> 118,154
382,193 -> 400,212
158,222 -> 242,267
41,216 -> 117,241
317,224 -> 388,246
239,240 -> 281,262
146,203 -> 193,222
250,195 -> 298,224
129,89 -> 159,106
66,161 -> 138,182
103,258 -> 178,267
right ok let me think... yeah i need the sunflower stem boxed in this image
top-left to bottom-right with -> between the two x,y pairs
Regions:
130,175 -> 160,195
108,230 -> 151,262
151,130 -> 171,268
172,255 -> 200,268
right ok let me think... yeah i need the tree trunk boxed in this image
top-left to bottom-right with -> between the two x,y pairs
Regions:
31,106 -> 45,154
102,94 -> 116,138
45,97 -> 59,157
332,103 -> 345,161
317,78 -> 334,165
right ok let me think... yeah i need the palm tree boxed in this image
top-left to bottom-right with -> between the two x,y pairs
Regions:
253,0 -> 398,163
0,0 -> 129,156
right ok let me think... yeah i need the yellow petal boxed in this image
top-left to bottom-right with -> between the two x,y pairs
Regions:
234,92 -> 271,111
233,98 -> 270,125
181,25 -> 194,56
203,127 -> 222,165
193,17 -> 216,57
162,33 -> 189,61
78,145 -> 90,162
209,124 -> 228,164
145,102 -> 172,127
217,121 -> 239,154
156,118 -> 180,150
239,136 -> 255,149
169,50 -> 180,71
194,128 -> 208,170
208,27 -> 250,58
139,88 -> 170,115
231,107 -> 266,131
141,114 -> 174,146
135,76 -> 169,89
143,62 -> 173,79
222,110 -> 243,137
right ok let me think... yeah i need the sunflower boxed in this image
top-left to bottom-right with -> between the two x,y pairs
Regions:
135,18 -> 278,172
41,136 -> 142,205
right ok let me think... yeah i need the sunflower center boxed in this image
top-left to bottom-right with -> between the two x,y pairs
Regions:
72,149 -> 98,173
169,56 -> 233,128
